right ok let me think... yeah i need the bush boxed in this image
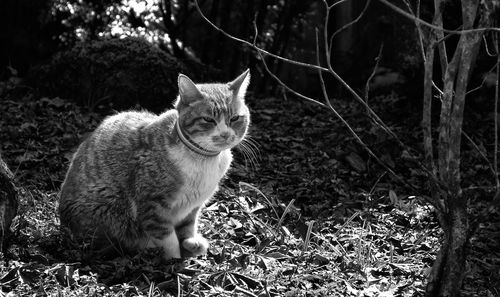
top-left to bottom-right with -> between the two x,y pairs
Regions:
26,37 -> 188,112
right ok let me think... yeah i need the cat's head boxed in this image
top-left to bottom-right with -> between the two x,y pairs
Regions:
174,70 -> 251,154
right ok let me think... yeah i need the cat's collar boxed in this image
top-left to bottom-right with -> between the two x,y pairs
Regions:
175,120 -> 221,157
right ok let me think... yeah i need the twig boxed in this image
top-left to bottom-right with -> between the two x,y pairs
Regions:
429,69 -> 499,187
364,43 -> 384,105
377,0 -> 500,34
301,221 -> 314,255
263,280 -> 271,297
433,0 -> 448,75
277,199 -> 295,228
483,34 -> 497,57
255,49 -> 326,108
334,211 -> 360,237
239,181 -> 280,221
176,275 -> 181,297
402,0 -> 425,62
315,29 -> 414,189
328,0 -> 350,10
195,0 -> 441,192
422,37 -> 437,178
193,0 -> 328,73
369,172 -> 387,195
234,286 -> 258,297
320,0 -> 392,138
466,63 -> 498,95
462,132 -> 495,177
235,199 -> 278,238
494,34 -> 500,195
327,0 -> 372,56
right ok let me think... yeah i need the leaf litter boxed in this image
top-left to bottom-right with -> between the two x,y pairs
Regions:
0,84 -> 498,296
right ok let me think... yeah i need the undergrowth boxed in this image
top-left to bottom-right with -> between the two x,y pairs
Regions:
1,182 -> 432,296
0,83 -> 497,296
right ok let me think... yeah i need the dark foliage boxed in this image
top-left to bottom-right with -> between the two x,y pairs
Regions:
0,83 -> 498,295
189,0 -> 317,86
0,0 -> 62,77
26,38 -> 188,112
0,0 -> 318,90
0,86 -> 437,296
0,154 -> 17,250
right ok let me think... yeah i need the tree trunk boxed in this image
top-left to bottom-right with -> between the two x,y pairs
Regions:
425,1 -> 484,296
0,153 -> 17,250
426,200 -> 469,296
160,0 -> 185,58
333,0 -> 354,57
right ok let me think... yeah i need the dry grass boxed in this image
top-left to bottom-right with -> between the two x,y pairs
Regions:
4,90 -> 496,296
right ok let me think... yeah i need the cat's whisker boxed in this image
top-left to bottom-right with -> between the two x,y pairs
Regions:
242,137 -> 261,158
244,145 -> 259,169
236,143 -> 252,169
238,141 -> 259,172
239,145 -> 252,168
242,138 -> 260,161
239,148 -> 256,172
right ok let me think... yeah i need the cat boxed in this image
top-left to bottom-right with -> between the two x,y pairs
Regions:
59,69 -> 251,259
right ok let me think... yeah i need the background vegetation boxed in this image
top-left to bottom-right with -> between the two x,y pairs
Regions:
0,0 -> 499,296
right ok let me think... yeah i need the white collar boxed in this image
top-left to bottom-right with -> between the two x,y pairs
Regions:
175,120 -> 220,157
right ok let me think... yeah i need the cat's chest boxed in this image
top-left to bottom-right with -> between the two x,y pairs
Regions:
181,152 -> 231,193
171,149 -> 232,220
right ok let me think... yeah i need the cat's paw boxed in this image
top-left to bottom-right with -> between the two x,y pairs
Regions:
182,235 -> 209,257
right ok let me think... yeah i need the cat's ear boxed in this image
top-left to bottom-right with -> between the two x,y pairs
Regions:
228,69 -> 250,100
178,74 -> 203,105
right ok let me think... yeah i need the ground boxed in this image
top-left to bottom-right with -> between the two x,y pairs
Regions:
0,80 -> 498,296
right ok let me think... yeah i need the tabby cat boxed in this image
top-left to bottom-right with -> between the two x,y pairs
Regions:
59,70 -> 251,259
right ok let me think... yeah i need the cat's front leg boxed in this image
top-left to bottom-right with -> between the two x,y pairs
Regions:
161,231 -> 182,259
176,207 -> 209,257
144,224 -> 181,259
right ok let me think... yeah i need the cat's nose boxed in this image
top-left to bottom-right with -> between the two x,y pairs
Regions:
220,131 -> 231,140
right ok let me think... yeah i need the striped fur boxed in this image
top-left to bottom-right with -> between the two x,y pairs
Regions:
59,70 -> 251,259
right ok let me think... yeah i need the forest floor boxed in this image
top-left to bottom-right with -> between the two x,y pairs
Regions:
0,80 -> 499,296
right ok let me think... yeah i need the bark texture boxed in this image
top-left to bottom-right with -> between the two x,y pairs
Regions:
0,154 -> 17,250
423,0 -> 487,296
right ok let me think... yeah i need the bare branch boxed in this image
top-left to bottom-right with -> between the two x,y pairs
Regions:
193,0 -> 329,73
495,36 -> 500,194
377,0 -> 500,34
429,67 -> 499,186
483,34 -> 497,57
446,2 -> 484,194
328,0 -> 372,55
423,38 -> 436,177
364,43 -> 384,105
195,0 -> 416,163
329,0 -> 350,10
314,29 -> 415,190
433,0 -> 449,74
256,49 -> 326,108
461,132 -> 496,177
438,37 -> 462,186
315,28 -> 330,107
194,0 -> 443,192
412,0 -> 496,189
402,0 -> 425,62
466,63 -> 498,95
404,0 -> 446,94
322,0 -> 332,67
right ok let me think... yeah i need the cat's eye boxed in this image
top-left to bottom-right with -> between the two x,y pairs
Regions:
201,117 -> 216,123
230,115 -> 241,122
